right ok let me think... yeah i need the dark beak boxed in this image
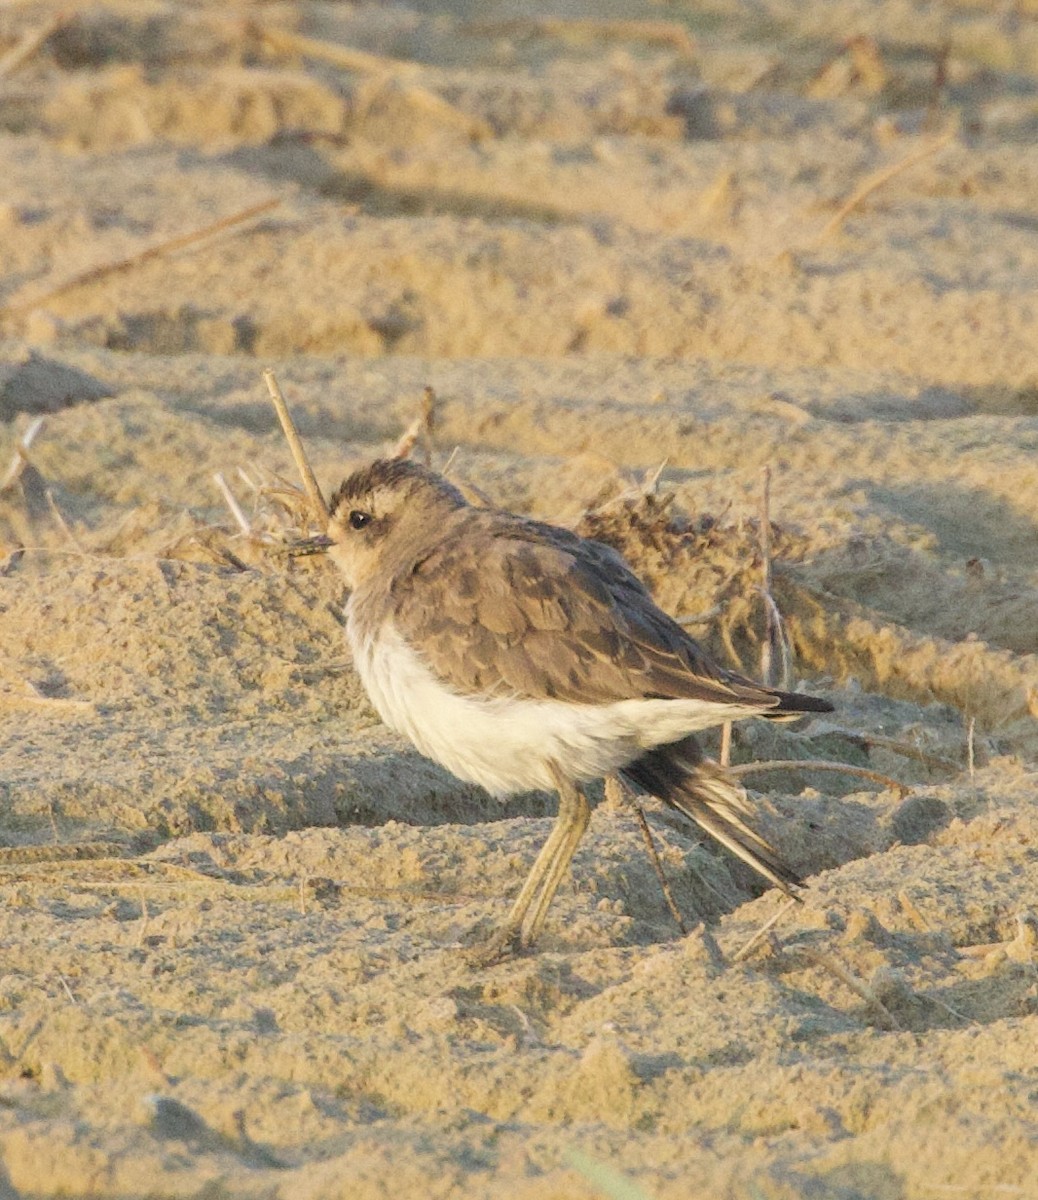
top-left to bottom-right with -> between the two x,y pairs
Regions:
289,532 -> 334,557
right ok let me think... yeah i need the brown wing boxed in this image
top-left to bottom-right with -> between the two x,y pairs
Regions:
387,510 -> 783,709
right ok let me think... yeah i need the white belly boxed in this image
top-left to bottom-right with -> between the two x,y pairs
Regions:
346,615 -> 759,796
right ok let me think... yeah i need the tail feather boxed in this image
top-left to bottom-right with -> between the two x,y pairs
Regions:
620,737 -> 802,898
763,689 -> 834,721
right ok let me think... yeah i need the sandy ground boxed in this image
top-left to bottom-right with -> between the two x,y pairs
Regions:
1,1 -> 1038,1197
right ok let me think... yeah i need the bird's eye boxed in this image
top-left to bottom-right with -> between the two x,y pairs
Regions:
348,509 -> 372,530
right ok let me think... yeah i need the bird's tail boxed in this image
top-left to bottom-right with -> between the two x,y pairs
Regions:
761,688 -> 834,721
620,736 -> 802,899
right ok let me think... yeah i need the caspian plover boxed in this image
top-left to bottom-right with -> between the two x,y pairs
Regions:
313,458 -> 832,959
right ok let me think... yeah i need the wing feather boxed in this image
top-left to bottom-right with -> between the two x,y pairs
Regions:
387,510 -> 785,710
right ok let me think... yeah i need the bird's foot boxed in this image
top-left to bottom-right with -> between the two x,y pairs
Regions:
461,922 -> 525,968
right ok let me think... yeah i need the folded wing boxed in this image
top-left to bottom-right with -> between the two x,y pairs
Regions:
389,510 -> 828,715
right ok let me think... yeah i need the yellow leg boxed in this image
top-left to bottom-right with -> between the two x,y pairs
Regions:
466,768 -> 591,964
520,777 -> 590,948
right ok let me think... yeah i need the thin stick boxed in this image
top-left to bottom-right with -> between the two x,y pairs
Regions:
759,466 -> 773,597
263,369 -> 329,526
391,415 -> 425,461
0,10 -> 65,81
758,465 -> 789,688
795,947 -> 900,1030
817,131 -> 955,241
217,547 -> 251,573
396,81 -> 493,140
631,804 -> 687,934
925,992 -> 975,1026
759,482 -> 773,686
605,775 -> 686,933
729,759 -> 905,793
0,197 -> 280,320
393,385 -> 438,462
642,459 -> 668,496
897,890 -> 934,933
235,467 -> 260,494
758,587 -> 791,691
0,415 -> 45,491
45,489 -> 84,552
258,26 -> 492,139
719,722 -> 732,768
730,896 -> 799,963
856,731 -> 959,773
257,23 -> 415,75
440,445 -> 461,478
420,385 -> 436,465
468,17 -> 696,60
213,472 -> 251,535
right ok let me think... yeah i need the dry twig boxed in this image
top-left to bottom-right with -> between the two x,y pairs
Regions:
440,445 -> 461,478
816,131 -> 955,241
263,369 -> 329,527
759,590 -> 790,689
258,25 -> 491,140
213,472 -> 252,536
0,198 -> 281,321
729,758 -> 906,794
256,23 -> 415,75
393,426 -> 422,462
796,946 -> 900,1030
853,731 -> 959,773
897,890 -> 934,933
730,896 -> 799,963
420,385 -> 437,465
0,415 -> 45,492
0,10 -> 66,81
392,385 -> 437,463
719,722 -> 732,768
604,775 -> 686,933
631,804 -> 687,935
757,465 -> 790,688
958,912 -> 1037,963
468,17 -> 696,60
45,489 -> 83,552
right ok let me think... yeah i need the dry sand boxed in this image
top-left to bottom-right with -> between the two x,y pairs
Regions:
1,1 -> 1038,1197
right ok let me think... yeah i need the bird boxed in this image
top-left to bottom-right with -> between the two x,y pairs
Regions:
309,457 -> 833,960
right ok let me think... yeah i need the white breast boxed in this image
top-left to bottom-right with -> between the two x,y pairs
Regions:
346,611 -> 761,797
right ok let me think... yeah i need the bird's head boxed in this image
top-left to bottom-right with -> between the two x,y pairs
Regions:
319,458 -> 468,590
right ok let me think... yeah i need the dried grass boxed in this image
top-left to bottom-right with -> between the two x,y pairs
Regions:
468,17 -> 696,61
0,10 -> 65,80
816,130 -> 956,242
0,198 -> 281,323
